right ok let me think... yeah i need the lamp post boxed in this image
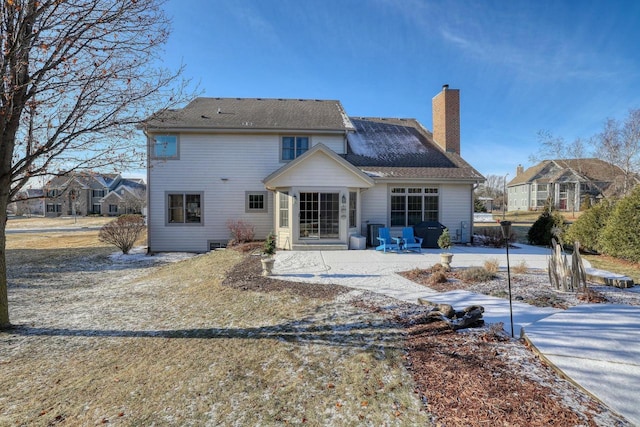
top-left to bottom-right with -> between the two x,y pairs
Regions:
502,173 -> 509,221
500,220 -> 514,338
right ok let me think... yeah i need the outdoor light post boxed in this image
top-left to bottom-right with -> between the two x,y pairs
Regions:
500,220 -> 514,338
502,173 -> 509,220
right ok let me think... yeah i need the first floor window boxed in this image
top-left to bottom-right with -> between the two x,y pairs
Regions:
246,191 -> 268,213
348,191 -> 357,228
168,192 -> 202,224
46,204 -> 61,213
390,187 -> 439,227
93,204 -> 101,214
279,192 -> 289,228
109,204 -> 118,214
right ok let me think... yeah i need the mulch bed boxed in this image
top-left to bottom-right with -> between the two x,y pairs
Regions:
221,249 -> 623,426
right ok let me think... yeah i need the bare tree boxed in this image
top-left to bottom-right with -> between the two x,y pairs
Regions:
593,110 -> 640,196
0,0 -> 192,328
529,130 -> 588,164
475,174 -> 506,210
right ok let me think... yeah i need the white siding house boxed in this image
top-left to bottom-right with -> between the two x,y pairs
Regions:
142,87 -> 484,252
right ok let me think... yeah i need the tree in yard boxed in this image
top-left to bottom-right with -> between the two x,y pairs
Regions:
592,110 -> 640,197
99,214 -> 146,255
0,0 -> 192,328
599,186 -> 640,263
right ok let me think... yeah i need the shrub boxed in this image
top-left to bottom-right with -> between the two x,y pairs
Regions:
527,209 -> 567,246
478,227 -> 513,248
512,260 -> 528,274
429,271 -> 448,285
599,186 -> 640,262
98,214 -> 146,254
226,219 -> 255,245
460,267 -> 496,283
483,258 -> 500,273
263,231 -> 277,257
437,228 -> 452,250
565,199 -> 613,253
474,197 -> 487,213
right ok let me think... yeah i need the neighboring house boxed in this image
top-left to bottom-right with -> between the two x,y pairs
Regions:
142,85 -> 485,252
43,172 -> 146,217
13,189 -> 45,216
99,179 -> 147,216
507,159 -> 640,212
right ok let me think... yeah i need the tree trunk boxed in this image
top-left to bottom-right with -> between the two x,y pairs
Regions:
0,196 -> 9,329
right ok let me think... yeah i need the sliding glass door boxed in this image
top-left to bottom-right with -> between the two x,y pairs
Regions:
299,192 -> 339,239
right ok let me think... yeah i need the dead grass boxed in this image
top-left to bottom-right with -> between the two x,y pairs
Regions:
6,215 -> 113,229
583,254 -> 640,283
1,236 -> 430,426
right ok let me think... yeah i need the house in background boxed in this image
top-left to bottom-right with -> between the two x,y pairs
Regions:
507,159 -> 639,212
100,179 -> 147,216
142,85 -> 484,252
43,172 -> 146,217
13,189 -> 45,216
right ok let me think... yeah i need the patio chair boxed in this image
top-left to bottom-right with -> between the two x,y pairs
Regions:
376,227 -> 400,253
401,227 -> 423,253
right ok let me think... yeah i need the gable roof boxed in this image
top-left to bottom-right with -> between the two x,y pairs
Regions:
144,97 -> 354,132
263,143 -> 375,189
345,117 -> 484,180
45,172 -> 119,190
509,159 -> 630,186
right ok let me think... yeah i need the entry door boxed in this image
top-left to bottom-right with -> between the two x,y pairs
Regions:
299,192 -> 340,239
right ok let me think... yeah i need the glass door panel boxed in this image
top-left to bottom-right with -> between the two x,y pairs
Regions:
319,193 -> 339,238
299,192 -> 339,239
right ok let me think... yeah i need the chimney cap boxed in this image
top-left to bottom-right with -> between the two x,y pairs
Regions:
442,84 -> 449,90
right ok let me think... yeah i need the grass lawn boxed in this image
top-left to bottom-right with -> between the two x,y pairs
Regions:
1,231 -> 431,426
6,215 -> 113,229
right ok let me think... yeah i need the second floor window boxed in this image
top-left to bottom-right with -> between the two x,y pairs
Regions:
152,135 -> 179,159
281,136 -> 309,160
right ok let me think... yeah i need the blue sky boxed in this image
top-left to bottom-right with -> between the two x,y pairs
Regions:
154,0 -> 640,179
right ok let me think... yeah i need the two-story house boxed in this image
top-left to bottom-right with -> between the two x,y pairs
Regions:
142,86 -> 484,252
507,159 -> 639,212
43,173 -> 146,217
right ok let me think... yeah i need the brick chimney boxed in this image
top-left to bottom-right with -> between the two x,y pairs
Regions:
432,84 -> 460,154
516,164 -> 524,176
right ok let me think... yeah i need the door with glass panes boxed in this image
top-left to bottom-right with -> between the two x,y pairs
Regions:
299,192 -> 339,239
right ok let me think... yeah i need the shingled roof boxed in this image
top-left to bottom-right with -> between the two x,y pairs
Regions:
345,117 -> 483,180
144,98 -> 484,182
144,97 -> 354,132
508,159 -> 629,186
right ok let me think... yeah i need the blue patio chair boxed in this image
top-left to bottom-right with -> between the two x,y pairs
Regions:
376,227 -> 400,253
401,227 -> 423,253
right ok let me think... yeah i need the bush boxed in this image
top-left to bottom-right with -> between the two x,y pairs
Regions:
599,186 -> 640,262
478,227 -> 512,248
437,228 -> 452,250
226,219 -> 255,245
565,199 -> 613,253
429,271 -> 448,285
263,231 -> 277,257
512,260 -> 529,274
527,209 -> 567,246
483,258 -> 500,273
460,267 -> 496,283
98,214 -> 146,254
